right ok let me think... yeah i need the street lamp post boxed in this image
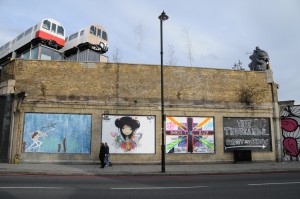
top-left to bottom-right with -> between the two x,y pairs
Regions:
159,11 -> 168,173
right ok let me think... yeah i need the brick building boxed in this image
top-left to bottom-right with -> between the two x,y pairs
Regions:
0,60 -> 281,164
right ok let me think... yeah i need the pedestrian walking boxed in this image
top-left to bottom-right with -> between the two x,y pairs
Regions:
99,143 -> 106,168
104,142 -> 112,167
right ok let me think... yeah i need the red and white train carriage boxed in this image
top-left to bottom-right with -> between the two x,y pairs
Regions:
0,18 -> 65,65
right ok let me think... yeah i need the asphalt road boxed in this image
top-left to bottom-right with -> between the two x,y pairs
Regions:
0,172 -> 300,199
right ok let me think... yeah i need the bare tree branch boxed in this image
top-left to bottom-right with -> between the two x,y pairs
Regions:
134,23 -> 145,53
111,47 -> 122,63
183,27 -> 193,66
167,44 -> 177,66
232,60 -> 245,70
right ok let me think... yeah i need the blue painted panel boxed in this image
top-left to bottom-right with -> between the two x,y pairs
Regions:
22,113 -> 91,153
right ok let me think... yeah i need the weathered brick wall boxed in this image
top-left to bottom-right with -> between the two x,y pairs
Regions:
1,60 -> 277,163
1,60 -> 273,105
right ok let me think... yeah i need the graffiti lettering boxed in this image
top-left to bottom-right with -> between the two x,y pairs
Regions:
223,117 -> 271,151
166,122 -> 177,131
225,138 -> 269,146
237,120 -> 252,128
224,127 -> 268,136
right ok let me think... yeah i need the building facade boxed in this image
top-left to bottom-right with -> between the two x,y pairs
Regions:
0,60 -> 281,164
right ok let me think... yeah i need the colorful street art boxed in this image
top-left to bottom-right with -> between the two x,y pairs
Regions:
223,117 -> 271,152
22,113 -> 91,153
281,105 -> 300,161
165,116 -> 215,153
102,115 -> 155,154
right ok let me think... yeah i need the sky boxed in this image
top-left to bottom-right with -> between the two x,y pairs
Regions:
0,0 -> 299,104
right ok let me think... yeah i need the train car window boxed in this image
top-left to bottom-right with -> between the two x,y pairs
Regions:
34,24 -> 38,31
51,23 -> 57,33
42,20 -> 51,30
0,46 -> 3,52
102,31 -> 108,41
17,33 -> 24,41
90,26 -> 96,36
41,46 -> 62,60
25,27 -> 33,36
97,29 -> 101,38
31,46 -> 39,59
69,32 -> 78,41
23,50 -> 30,60
80,30 -> 84,36
12,39 -> 16,45
57,26 -> 64,36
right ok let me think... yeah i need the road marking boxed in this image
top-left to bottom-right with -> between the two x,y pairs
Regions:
111,185 -> 208,190
0,187 -> 62,189
248,182 -> 300,186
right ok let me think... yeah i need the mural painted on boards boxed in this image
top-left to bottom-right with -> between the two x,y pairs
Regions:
102,115 -> 155,154
281,105 -> 300,161
165,116 -> 215,153
22,113 -> 91,153
223,117 -> 271,152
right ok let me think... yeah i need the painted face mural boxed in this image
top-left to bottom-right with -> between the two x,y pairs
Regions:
102,115 -> 155,154
114,116 -> 141,152
281,105 -> 300,161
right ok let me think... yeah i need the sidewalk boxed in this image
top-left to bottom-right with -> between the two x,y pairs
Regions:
0,161 -> 300,176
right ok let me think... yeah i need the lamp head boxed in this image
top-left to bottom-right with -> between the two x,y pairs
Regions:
158,11 -> 169,21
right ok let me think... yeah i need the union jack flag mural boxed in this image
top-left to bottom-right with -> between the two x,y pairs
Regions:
165,116 -> 215,153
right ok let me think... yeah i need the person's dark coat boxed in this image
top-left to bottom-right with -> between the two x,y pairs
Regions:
99,144 -> 106,168
105,145 -> 109,155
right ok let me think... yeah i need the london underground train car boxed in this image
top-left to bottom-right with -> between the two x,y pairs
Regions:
61,24 -> 108,57
0,18 -> 65,65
